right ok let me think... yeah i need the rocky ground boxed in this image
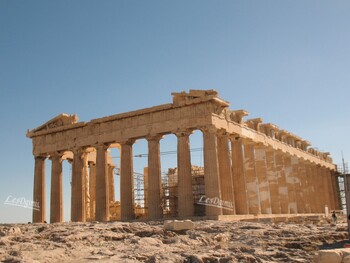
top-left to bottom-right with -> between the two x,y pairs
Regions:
0,218 -> 348,263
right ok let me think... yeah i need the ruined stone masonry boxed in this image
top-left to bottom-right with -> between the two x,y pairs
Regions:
26,90 -> 340,223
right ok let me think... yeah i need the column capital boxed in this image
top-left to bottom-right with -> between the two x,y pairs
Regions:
119,139 -> 136,146
228,134 -> 241,142
216,128 -> 230,137
34,154 -> 47,161
49,151 -> 64,161
174,129 -> 193,137
146,134 -> 163,142
95,143 -> 111,151
200,125 -> 217,134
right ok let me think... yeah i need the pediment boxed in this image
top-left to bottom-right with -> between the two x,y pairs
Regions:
29,113 -> 78,134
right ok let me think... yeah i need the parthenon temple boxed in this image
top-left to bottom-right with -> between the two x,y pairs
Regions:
26,90 -> 340,223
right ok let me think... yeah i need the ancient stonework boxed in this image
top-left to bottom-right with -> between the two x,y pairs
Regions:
26,90 -> 340,223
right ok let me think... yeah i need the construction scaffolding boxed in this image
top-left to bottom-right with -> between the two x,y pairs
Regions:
337,161 -> 349,211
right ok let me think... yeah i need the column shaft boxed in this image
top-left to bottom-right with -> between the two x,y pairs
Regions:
203,128 -> 222,216
275,151 -> 289,214
50,154 -> 63,223
95,145 -> 110,221
231,137 -> 249,214
284,155 -> 297,213
265,148 -> 281,214
89,162 -> 96,220
109,165 -> 115,203
243,142 -> 260,215
147,136 -> 163,219
177,131 -> 194,217
120,141 -> 135,220
33,156 -> 46,223
291,156 -> 305,213
217,133 -> 235,215
254,145 -> 272,214
71,149 -> 87,222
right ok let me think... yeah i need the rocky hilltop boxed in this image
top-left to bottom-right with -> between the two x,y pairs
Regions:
0,218 -> 348,262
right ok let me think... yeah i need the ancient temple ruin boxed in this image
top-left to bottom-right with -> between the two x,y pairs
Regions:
26,90 -> 340,223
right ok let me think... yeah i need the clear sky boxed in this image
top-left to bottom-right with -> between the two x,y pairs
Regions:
1,0 -> 349,223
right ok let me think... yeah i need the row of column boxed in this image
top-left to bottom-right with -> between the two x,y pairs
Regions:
33,126 -> 340,223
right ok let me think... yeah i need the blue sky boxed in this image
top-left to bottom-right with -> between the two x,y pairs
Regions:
1,0 -> 349,223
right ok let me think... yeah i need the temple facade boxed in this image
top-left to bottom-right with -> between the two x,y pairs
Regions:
26,90 -> 340,223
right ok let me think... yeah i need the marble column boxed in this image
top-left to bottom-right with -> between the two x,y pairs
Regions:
71,148 -> 87,222
176,130 -> 194,218
50,153 -> 63,223
254,145 -> 272,214
311,164 -> 323,213
230,136 -> 249,214
326,170 -> 336,210
108,165 -> 116,203
89,162 -> 96,220
274,151 -> 289,214
33,155 -> 46,223
202,127 -> 222,216
306,163 -> 318,213
217,130 -> 235,215
321,167 -> 331,210
299,160 -> 311,213
242,140 -> 260,215
291,156 -> 305,213
147,135 -> 163,219
330,172 -> 341,210
284,154 -> 297,214
95,144 -> 110,222
120,140 -> 135,221
265,147 -> 281,214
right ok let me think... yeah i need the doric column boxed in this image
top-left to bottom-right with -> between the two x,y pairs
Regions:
108,164 -> 115,203
176,130 -> 194,218
326,170 -> 336,210
274,151 -> 289,214
291,156 -> 305,213
242,139 -> 260,215
299,160 -> 311,213
71,148 -> 88,222
284,154 -> 297,214
306,163 -> 318,213
120,140 -> 135,221
321,167 -> 331,210
89,162 -> 96,220
33,155 -> 46,223
147,135 -> 163,219
95,144 -> 110,222
316,165 -> 327,212
230,136 -> 249,214
202,126 -> 222,216
50,152 -> 63,223
217,130 -> 235,215
330,172 -> 341,210
265,147 -> 281,214
311,164 -> 323,212
254,144 -> 272,214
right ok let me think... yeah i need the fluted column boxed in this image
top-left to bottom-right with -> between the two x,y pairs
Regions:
95,144 -> 110,222
299,160 -> 311,213
284,154 -> 297,214
108,165 -> 115,203
326,170 -> 336,210
176,130 -> 194,218
71,148 -> 88,222
202,126 -> 222,216
242,140 -> 260,215
265,147 -> 281,214
50,152 -> 63,223
254,145 -> 272,214
306,163 -> 318,213
230,136 -> 248,214
147,135 -> 163,219
89,162 -> 96,220
311,164 -> 323,212
120,140 -> 135,221
275,151 -> 289,214
291,156 -> 305,213
321,167 -> 331,210
217,130 -> 235,215
330,172 -> 341,210
33,155 -> 46,223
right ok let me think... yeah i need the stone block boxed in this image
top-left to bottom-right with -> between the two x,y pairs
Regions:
164,220 -> 194,231
314,249 -> 343,263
